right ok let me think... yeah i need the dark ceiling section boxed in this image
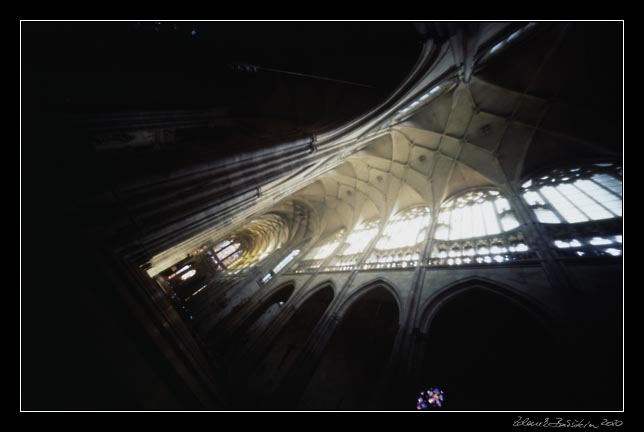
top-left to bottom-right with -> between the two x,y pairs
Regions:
22,21 -> 421,201
23,21 -> 420,124
475,22 -> 622,179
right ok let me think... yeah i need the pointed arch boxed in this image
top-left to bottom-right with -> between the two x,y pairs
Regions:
252,281 -> 336,400
290,279 -> 337,309
418,276 -> 558,335
336,277 -> 405,326
299,278 -> 401,410
414,276 -> 568,410
222,281 -> 297,348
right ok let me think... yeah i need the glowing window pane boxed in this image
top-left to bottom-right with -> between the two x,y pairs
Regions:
471,204 -> 486,238
437,190 -> 518,243
438,210 -> 451,225
461,205 -> 473,239
555,183 -> 612,220
180,269 -> 197,280
534,208 -> 561,224
377,208 -> 430,250
305,231 -> 344,260
523,191 -> 545,206
273,249 -> 300,273
515,243 -> 529,252
574,179 -> 621,217
312,242 -> 340,260
589,237 -> 612,246
494,198 -> 511,214
435,225 -> 449,240
177,265 -> 191,274
500,213 -> 519,231
217,243 -> 241,260
482,201 -> 501,235
523,166 -> 621,225
416,229 -> 427,244
341,223 -> 379,255
214,239 -> 232,251
540,186 -> 588,223
591,174 -> 622,197
449,207 -> 463,240
222,250 -> 243,267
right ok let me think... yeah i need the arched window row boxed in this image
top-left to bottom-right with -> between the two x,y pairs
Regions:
289,164 -> 622,273
522,163 -> 622,258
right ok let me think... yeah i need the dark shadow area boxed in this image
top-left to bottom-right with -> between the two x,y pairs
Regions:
422,288 -> 567,411
240,285 -> 334,408
223,284 -> 296,351
298,287 -> 399,410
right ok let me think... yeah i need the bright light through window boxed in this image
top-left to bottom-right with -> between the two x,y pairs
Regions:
376,207 -> 430,250
341,221 -> 379,255
213,239 -> 244,268
430,190 -> 529,266
435,190 -> 519,241
304,230 -> 345,261
180,269 -> 197,280
522,165 -> 622,224
273,249 -> 300,274
312,242 -> 340,260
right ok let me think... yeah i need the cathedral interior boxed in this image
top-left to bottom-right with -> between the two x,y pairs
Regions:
21,21 -> 623,411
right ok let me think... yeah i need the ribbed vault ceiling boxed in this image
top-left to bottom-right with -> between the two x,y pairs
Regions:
148,22 -> 621,275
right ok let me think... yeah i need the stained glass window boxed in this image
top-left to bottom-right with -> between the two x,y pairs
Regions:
213,239 -> 244,269
417,388 -> 444,409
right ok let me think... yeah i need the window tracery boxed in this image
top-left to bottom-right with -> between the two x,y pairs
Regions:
363,207 -> 431,269
522,163 -> 622,258
429,190 -> 533,266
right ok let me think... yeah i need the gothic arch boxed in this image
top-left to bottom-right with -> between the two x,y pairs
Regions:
414,276 -> 567,410
336,277 -> 405,325
251,280 -> 298,309
290,279 -> 337,309
417,276 -> 558,335
298,278 -> 401,410
218,281 -> 297,351
249,281 -> 336,405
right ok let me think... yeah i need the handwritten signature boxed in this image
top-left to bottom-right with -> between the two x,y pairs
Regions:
513,417 -> 623,428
